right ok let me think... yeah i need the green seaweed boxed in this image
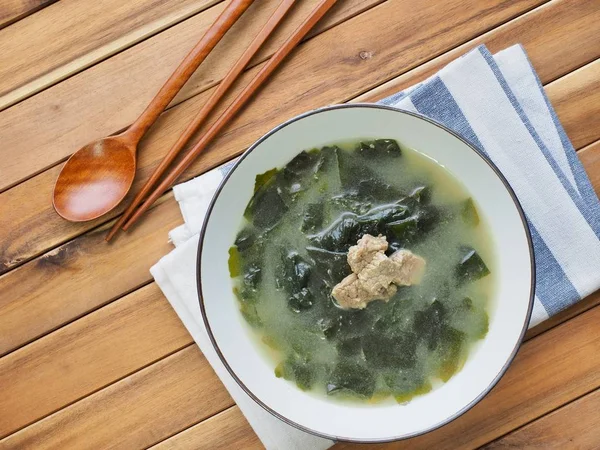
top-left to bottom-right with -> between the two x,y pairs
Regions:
436,327 -> 466,382
234,226 -> 257,252
276,353 -> 317,391
356,139 -> 402,159
312,203 -> 410,252
253,168 -> 278,193
283,150 -> 320,180
301,203 -> 325,233
239,303 -> 262,328
362,330 -> 418,369
456,247 -> 490,283
327,360 -> 376,398
414,300 -> 447,350
228,246 -> 241,278
461,198 -> 480,227
278,251 -> 314,312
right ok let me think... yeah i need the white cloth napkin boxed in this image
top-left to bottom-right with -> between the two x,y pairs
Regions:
151,44 -> 600,449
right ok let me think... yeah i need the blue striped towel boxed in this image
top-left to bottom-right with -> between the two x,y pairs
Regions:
151,44 -> 600,449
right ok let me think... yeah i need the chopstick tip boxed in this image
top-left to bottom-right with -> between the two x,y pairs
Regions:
105,227 -> 119,242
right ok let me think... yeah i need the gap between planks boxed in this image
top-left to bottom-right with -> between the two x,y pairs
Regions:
148,404 -> 262,449
481,387 -> 600,449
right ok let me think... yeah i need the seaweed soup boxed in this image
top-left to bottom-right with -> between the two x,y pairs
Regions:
228,138 -> 495,405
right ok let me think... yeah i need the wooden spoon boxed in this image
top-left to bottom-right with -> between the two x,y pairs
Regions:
52,0 -> 255,222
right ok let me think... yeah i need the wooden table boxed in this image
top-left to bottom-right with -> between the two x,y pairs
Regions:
0,1 -> 599,448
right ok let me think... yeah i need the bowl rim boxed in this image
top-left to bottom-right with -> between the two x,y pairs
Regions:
196,103 -> 535,443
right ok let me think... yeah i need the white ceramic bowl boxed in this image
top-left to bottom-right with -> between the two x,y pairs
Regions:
197,104 -> 534,442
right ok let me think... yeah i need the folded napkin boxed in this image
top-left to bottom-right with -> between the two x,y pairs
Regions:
151,44 -> 600,449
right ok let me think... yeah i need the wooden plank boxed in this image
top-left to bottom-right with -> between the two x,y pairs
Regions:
482,388 -> 600,449
333,304 -> 600,450
0,346 -> 233,450
150,407 -> 262,450
0,0 -> 387,191
6,299 -> 600,449
1,14 -> 598,358
0,0 -> 55,29
1,0 -> 579,274
546,59 -> 600,149
0,0 -> 223,108
0,1 -> 596,446
354,0 -> 600,102
0,283 -> 193,438
0,196 -> 179,356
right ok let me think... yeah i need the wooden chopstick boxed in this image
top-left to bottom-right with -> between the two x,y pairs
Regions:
121,0 -> 338,233
106,0 -> 297,241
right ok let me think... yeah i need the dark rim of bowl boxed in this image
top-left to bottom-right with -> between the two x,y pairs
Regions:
196,103 -> 536,444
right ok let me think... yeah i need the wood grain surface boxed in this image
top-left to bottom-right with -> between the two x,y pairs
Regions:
354,0 -> 600,102
0,0 -> 598,448
482,388 -> 600,449
0,0 -> 55,29
1,0 -> 570,274
0,283 -> 192,437
150,407 -> 262,450
0,196 -> 179,356
0,0 -> 223,108
579,140 -> 600,196
547,59 -> 600,149
1,347 -> 232,449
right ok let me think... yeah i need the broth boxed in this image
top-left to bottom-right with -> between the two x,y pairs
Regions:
228,139 -> 495,404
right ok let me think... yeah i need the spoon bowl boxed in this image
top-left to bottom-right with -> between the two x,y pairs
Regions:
53,135 -> 136,222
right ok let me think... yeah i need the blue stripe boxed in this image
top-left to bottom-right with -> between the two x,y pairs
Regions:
379,90 -> 409,106
404,74 -> 580,316
219,159 -> 237,177
478,46 -> 600,238
380,83 -> 424,107
528,223 -> 580,315
407,76 -> 487,155
518,45 -> 600,215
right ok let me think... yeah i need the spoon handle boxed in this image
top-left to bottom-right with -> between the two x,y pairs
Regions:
125,0 -> 255,144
